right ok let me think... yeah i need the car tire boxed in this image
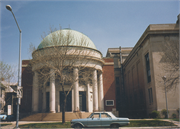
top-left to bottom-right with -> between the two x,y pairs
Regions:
74,124 -> 83,129
110,124 -> 119,128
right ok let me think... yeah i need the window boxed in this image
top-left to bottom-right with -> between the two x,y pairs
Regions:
145,53 -> 151,83
148,88 -> 153,104
106,100 -> 114,106
90,113 -> 100,118
46,81 -> 50,86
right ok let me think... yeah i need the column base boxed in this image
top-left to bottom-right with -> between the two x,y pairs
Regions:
50,111 -> 56,113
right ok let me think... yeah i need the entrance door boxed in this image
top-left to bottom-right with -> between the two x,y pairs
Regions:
79,95 -> 83,111
60,91 -> 72,112
79,91 -> 86,111
46,92 -> 49,112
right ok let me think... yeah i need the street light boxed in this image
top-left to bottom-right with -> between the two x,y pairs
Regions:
6,5 -> 22,128
162,76 -> 169,119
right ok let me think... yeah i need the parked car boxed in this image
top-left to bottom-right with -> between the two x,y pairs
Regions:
71,112 -> 130,128
0,113 -> 7,121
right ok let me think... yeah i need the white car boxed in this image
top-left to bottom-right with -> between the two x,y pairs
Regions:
71,112 -> 130,128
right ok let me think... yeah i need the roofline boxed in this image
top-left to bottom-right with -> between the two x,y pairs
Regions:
123,23 -> 179,67
33,45 -> 103,58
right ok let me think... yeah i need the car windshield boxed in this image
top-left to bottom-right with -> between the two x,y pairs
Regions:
107,112 -> 116,118
101,113 -> 111,118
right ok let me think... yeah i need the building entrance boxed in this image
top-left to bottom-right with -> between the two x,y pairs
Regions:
79,91 -> 86,111
46,92 -> 49,112
60,91 -> 72,112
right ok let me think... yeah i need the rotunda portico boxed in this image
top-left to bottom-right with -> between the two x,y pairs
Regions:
31,29 -> 104,113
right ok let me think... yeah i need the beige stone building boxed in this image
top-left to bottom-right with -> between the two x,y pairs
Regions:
121,16 -> 179,118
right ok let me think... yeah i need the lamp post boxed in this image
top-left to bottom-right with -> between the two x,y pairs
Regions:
162,76 -> 169,119
6,5 -> 22,128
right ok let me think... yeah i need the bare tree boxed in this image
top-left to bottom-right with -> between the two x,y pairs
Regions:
161,37 -> 179,91
30,27 -> 97,123
0,61 -> 16,83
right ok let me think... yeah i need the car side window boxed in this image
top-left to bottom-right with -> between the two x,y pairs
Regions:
90,113 -> 100,118
101,113 -> 111,118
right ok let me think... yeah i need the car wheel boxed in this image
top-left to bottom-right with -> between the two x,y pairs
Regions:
111,124 -> 119,128
74,124 -> 83,129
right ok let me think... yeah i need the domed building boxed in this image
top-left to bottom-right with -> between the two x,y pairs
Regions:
28,29 -> 105,113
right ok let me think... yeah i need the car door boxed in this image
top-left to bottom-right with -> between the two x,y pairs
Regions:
100,113 -> 112,127
87,113 -> 101,127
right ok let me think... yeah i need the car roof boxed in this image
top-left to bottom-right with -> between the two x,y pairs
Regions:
93,111 -> 112,113
91,112 -> 116,118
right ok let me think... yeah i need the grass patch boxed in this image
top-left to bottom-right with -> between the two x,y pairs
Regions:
19,122 -> 71,128
172,118 -> 179,121
125,120 -> 176,127
1,124 -> 12,126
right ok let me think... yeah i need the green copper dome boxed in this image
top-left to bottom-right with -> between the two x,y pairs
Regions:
37,29 -> 97,50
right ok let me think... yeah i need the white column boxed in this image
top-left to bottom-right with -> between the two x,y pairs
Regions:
86,82 -> 90,112
42,83 -> 46,112
92,69 -> 98,111
98,72 -> 104,111
32,71 -> 39,112
74,67 -> 79,111
72,88 -> 74,112
50,69 -> 56,113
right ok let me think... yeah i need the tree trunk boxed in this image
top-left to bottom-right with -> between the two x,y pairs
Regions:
62,96 -> 67,124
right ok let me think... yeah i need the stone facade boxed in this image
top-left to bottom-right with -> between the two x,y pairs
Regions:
121,18 -> 179,118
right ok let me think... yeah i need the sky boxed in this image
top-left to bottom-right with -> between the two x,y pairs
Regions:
0,0 -> 179,81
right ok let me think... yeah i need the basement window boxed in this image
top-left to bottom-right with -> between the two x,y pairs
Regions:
106,100 -> 114,106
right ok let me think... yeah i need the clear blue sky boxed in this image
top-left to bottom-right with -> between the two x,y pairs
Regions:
0,0 -> 179,80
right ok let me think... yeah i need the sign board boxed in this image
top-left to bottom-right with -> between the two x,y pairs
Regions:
7,105 -> 11,115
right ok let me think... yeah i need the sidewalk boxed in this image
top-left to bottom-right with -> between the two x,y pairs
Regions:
1,121 -> 62,129
1,120 -> 179,129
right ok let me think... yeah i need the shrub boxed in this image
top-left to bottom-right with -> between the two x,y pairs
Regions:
161,109 -> 168,118
176,108 -> 179,114
149,110 -> 160,118
172,113 -> 177,118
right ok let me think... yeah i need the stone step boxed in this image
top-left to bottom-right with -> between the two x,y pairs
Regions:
20,112 -> 91,121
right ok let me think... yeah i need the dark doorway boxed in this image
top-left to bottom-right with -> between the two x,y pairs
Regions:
60,91 -> 72,112
79,91 -> 86,111
46,92 -> 49,112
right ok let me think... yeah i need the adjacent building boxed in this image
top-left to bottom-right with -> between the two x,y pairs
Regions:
0,80 -> 17,115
